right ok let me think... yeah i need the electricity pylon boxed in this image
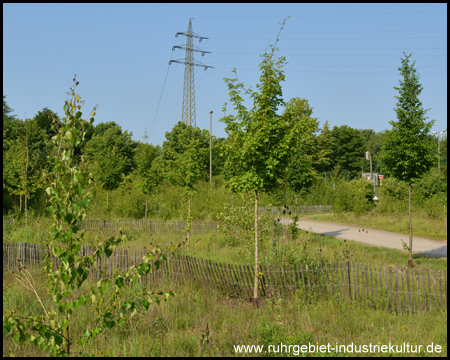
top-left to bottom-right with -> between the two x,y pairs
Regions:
169,18 -> 212,126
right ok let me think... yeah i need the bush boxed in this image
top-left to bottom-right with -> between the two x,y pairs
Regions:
413,168 -> 447,207
351,179 -> 375,216
422,193 -> 447,219
332,179 -> 374,216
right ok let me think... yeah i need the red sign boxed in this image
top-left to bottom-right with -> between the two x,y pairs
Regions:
379,175 -> 384,180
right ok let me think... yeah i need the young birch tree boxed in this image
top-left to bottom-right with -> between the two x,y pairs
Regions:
3,77 -> 173,356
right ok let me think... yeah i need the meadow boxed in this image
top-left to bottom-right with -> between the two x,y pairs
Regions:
3,217 -> 447,357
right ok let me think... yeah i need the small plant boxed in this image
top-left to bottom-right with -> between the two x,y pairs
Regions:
358,228 -> 368,242
200,322 -> 212,355
401,238 -> 410,251
288,215 -> 300,241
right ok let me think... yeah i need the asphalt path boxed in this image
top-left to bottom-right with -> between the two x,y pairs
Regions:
282,218 -> 447,259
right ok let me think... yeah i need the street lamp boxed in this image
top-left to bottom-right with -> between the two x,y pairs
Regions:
432,129 -> 446,171
365,151 -> 375,194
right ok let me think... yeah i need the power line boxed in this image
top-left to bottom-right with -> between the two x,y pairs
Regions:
212,51 -> 446,58
193,10 -> 442,20
212,65 -> 446,75
148,36 -> 179,140
206,46 -> 447,51
210,36 -> 446,40
213,62 -> 446,68
208,29 -> 446,35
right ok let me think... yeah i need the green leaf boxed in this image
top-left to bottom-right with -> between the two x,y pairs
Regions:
54,334 -> 63,346
61,273 -> 70,285
74,183 -> 84,195
79,196 -> 90,209
70,203 -> 79,214
98,285 -> 106,295
115,277 -> 124,289
47,206 -> 56,215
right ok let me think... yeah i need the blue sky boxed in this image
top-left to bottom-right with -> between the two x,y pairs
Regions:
3,3 -> 447,146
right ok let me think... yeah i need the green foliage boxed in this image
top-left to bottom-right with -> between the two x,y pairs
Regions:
379,53 -> 437,265
3,77 -> 173,357
33,107 -> 60,140
380,53 -> 436,184
84,122 -> 137,193
160,122 -> 209,195
359,129 -> 383,174
287,215 -> 300,241
3,118 -> 46,224
220,18 -> 298,300
330,125 -> 366,178
219,194 -> 272,252
333,179 -> 374,216
414,168 -> 447,205
284,98 -> 320,197
220,51 -> 297,194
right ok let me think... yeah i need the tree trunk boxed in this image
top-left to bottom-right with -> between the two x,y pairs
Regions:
106,191 -> 109,211
25,137 -> 29,227
187,194 -> 191,252
252,189 -> 259,307
145,196 -> 148,220
25,193 -> 27,227
20,194 -> 22,213
408,183 -> 413,268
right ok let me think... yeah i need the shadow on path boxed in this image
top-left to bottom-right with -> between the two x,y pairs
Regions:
321,229 -> 351,238
416,244 -> 448,260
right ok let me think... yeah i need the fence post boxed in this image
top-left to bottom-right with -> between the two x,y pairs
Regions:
433,269 -> 438,311
345,260 -> 351,301
395,267 -> 401,314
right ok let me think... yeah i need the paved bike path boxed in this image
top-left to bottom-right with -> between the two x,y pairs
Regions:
283,218 -> 447,259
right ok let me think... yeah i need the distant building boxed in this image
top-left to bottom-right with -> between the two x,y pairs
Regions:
362,172 -> 379,185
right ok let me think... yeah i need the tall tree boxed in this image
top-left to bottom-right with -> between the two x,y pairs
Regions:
158,121 -> 209,249
220,17 -> 306,305
3,119 -> 44,224
33,107 -> 59,139
84,125 -> 137,210
330,125 -> 365,178
380,52 -> 436,268
283,98 -> 319,202
135,141 -> 161,218
315,121 -> 334,175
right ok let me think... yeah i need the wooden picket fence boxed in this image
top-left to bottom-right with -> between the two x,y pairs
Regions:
77,219 -> 222,233
259,205 -> 332,215
3,241 -> 446,314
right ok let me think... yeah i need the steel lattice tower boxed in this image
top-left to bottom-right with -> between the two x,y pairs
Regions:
170,19 -> 213,127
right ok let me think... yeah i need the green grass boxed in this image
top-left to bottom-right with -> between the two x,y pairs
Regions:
3,218 -> 447,357
304,211 -> 447,241
3,267 -> 447,357
3,217 -> 447,272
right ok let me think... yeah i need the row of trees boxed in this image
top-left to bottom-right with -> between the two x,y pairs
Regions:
6,96 -> 442,219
